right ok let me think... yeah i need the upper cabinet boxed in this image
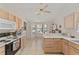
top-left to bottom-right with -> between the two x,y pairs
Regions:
0,9 -> 24,30
16,16 -> 23,30
64,13 -> 74,29
9,13 -> 16,22
74,12 -> 79,29
64,12 -> 79,29
0,9 -> 9,19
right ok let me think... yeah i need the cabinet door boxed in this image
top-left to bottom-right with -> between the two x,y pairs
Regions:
16,17 -> 22,29
18,18 -> 22,29
0,9 -> 9,19
69,46 -> 79,55
62,39 -> 69,55
63,43 -> 69,55
64,13 -> 74,29
0,46 -> 5,55
74,12 -> 78,29
74,12 -> 79,29
9,13 -> 16,22
43,38 -> 62,53
16,17 -> 19,29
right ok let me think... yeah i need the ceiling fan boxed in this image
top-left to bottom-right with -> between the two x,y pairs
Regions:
35,3 -> 51,15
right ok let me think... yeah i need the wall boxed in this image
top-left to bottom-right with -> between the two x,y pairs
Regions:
26,20 -> 31,40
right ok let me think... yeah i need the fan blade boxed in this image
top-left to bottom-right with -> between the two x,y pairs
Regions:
44,10 -> 51,13
36,11 -> 41,15
43,4 -> 48,9
38,4 -> 48,10
37,12 -> 41,15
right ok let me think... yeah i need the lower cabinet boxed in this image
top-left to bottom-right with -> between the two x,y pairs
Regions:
43,38 -> 62,54
43,38 -> 79,55
63,39 -> 79,55
0,46 -> 5,55
68,46 -> 79,55
68,41 -> 79,55
62,39 -> 69,55
63,43 -> 69,55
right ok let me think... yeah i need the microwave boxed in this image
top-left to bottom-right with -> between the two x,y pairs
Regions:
0,18 -> 16,33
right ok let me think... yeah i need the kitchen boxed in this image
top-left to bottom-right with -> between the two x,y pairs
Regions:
0,3 -> 79,55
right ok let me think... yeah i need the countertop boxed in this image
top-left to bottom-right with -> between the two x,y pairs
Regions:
0,31 -> 26,48
43,33 -> 79,45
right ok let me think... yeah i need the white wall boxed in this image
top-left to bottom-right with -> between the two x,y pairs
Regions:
26,21 -> 31,40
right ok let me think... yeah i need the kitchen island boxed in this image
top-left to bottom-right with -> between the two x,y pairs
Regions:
43,33 -> 79,55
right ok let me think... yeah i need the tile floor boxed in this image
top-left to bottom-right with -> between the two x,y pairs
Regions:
16,33 -> 44,55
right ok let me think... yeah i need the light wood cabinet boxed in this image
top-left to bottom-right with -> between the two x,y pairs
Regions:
64,12 -> 79,29
62,40 -> 69,55
74,12 -> 79,29
18,18 -> 23,29
74,12 -> 78,29
68,41 -> 79,55
68,46 -> 79,55
16,16 -> 23,30
43,38 -> 79,55
43,38 -> 62,54
16,16 -> 20,29
0,9 -> 9,19
0,9 -> 23,30
0,46 -> 5,55
64,13 -> 74,29
62,39 -> 79,55
9,13 -> 16,22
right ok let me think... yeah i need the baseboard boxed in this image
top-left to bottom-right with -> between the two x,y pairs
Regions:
44,52 -> 64,55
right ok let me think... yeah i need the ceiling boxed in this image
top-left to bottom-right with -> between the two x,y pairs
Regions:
0,3 -> 79,22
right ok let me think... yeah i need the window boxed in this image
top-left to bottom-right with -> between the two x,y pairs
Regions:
32,24 -> 36,32
31,24 -> 48,34
43,24 -> 48,33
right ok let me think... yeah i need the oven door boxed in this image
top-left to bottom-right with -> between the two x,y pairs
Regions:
5,42 -> 13,55
13,38 -> 21,54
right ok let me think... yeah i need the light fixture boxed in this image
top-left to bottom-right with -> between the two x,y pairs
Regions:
35,3 -> 51,15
